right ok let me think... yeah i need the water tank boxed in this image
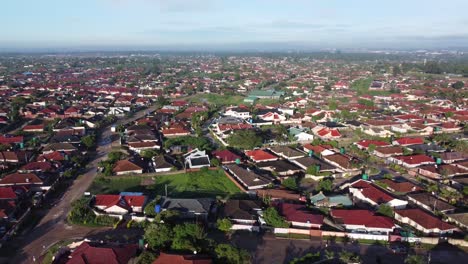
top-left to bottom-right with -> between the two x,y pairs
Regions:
155,204 -> 161,213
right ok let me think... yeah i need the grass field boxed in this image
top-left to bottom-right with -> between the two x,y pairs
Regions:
88,169 -> 243,198
189,93 -> 245,106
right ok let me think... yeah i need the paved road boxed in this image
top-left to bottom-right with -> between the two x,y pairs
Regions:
10,106 -> 159,264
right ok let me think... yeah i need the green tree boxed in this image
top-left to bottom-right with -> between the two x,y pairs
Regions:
339,250 -> 360,263
217,218 -> 233,233
144,223 -> 173,250
404,255 -> 425,264
377,204 -> 394,218
316,179 -> 333,192
324,250 -> 334,260
451,81 -> 464,89
140,149 -> 158,159
81,135 -> 96,149
282,177 -> 298,190
171,223 -> 207,252
211,158 -> 221,167
227,130 -> 262,150
306,165 -> 319,175
290,252 -> 321,264
137,251 -> 156,264
214,244 -> 250,264
263,207 -> 289,228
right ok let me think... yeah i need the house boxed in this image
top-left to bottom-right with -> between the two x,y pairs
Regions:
440,152 -> 467,164
183,148 -> 210,169
446,212 -> 468,230
390,154 -> 435,168
258,112 -> 287,123
223,199 -> 263,225
417,164 -> 468,179
0,186 -> 29,201
0,173 -> 43,187
292,156 -> 336,174
65,242 -> 138,264
394,208 -> 457,235
224,164 -> 274,190
393,137 -> 424,146
302,144 -> 335,157
94,194 -> 147,215
160,197 -> 214,220
153,155 -> 175,173
224,106 -> 251,119
373,146 -> 404,158
293,131 -> 314,142
245,149 -> 278,163
22,124 -> 44,133
128,141 -> 160,153
278,202 -> 324,229
256,160 -> 302,176
313,127 -> 341,139
355,140 -> 390,150
42,143 -> 77,154
161,127 -> 191,137
348,180 -> 408,209
212,149 -> 241,164
330,209 -> 395,234
268,146 -> 304,160
310,192 -> 353,207
362,127 -> 394,138
378,179 -> 422,194
323,154 -> 360,172
153,253 -> 212,264
407,192 -> 456,214
113,160 -> 144,175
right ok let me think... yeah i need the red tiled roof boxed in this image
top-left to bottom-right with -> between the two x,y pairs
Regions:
331,209 -> 394,229
67,242 -> 138,264
356,140 -> 390,149
113,160 -> 143,173
379,179 -> 422,193
95,194 -> 146,209
350,180 -> 394,203
395,208 -> 456,231
278,202 -> 324,225
394,154 -> 435,165
20,161 -> 53,172
212,150 -> 240,163
0,173 -> 43,186
245,149 -> 278,162
218,123 -> 252,132
153,252 -> 212,264
0,135 -> 23,144
394,137 -> 424,146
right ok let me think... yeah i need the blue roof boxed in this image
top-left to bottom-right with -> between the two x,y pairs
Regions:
119,192 -> 144,196
328,195 -> 353,206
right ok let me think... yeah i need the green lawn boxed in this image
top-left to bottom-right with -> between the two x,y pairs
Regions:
88,169 -> 243,199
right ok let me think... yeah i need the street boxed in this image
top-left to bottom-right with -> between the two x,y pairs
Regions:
5,106 -> 158,264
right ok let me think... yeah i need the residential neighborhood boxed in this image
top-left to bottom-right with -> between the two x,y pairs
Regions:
0,51 -> 466,264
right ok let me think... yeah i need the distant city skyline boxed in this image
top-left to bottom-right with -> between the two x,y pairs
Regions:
2,0 -> 468,51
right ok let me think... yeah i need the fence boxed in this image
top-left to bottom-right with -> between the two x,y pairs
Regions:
274,228 -> 322,237
231,224 -> 260,232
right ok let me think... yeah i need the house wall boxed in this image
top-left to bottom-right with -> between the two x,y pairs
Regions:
104,205 -> 129,215
116,169 -> 143,175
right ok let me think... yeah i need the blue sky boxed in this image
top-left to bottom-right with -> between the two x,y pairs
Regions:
2,0 -> 468,50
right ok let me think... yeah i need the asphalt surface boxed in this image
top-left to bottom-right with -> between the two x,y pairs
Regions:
8,106 -> 158,264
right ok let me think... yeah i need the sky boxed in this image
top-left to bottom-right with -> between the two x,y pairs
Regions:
1,0 -> 468,51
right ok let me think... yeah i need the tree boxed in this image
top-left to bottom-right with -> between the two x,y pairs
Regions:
324,250 -> 334,260
81,135 -> 96,149
214,244 -> 250,264
451,81 -> 464,89
171,223 -> 207,252
367,144 -> 377,153
211,158 -> 220,167
137,251 -> 156,264
282,177 -> 298,191
144,223 -> 173,250
140,149 -> 158,159
263,207 -> 289,228
393,65 -> 402,77
155,210 -> 180,224
377,204 -> 394,218
404,255 -> 425,264
306,165 -> 319,175
144,198 -> 159,217
339,250 -> 360,263
217,218 -> 233,233
290,252 -> 321,264
227,130 -> 262,150
316,179 -> 333,192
